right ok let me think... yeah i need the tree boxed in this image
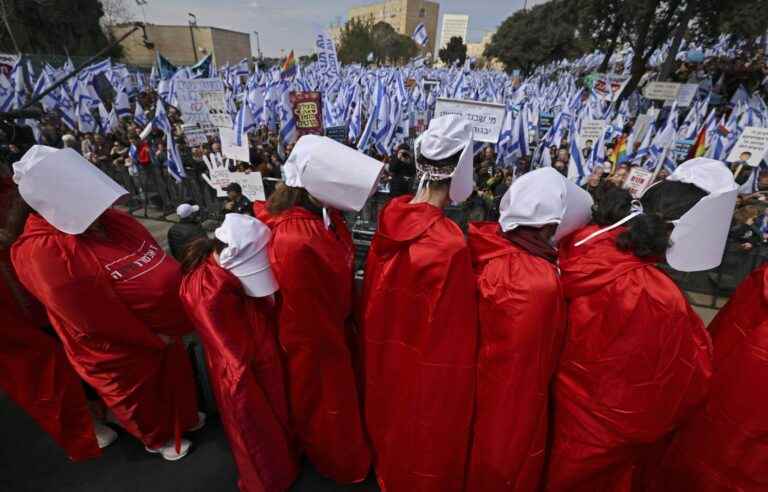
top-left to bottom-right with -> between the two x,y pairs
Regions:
485,0 -> 591,75
337,18 -> 417,65
438,36 -> 467,67
0,0 -> 117,56
338,17 -> 375,65
100,0 -> 134,27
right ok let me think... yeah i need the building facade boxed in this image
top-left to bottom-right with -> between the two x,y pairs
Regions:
438,13 -> 469,53
467,30 -> 503,70
347,0 -> 439,56
110,24 -> 252,68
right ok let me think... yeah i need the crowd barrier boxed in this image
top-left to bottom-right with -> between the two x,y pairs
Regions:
110,160 -> 766,308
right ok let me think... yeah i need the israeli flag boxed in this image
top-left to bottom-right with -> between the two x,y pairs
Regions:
412,23 -> 429,47
566,123 -> 586,185
152,98 -> 173,136
114,90 -> 131,119
165,131 -> 186,182
134,101 -> 148,127
234,102 -> 257,146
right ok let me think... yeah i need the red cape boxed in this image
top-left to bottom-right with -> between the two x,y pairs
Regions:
255,202 -> 371,483
11,209 -> 198,449
180,256 -> 299,492
466,222 -> 565,492
658,263 -> 768,491
543,225 -> 712,492
360,196 -> 478,492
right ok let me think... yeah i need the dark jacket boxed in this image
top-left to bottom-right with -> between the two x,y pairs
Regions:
388,157 -> 416,197
167,219 -> 207,260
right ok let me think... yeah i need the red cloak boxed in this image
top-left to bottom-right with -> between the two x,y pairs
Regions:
180,256 -> 299,492
657,263 -> 768,491
11,209 -> 199,449
254,202 -> 371,484
360,196 -> 478,492
466,223 -> 565,492
543,225 -> 712,492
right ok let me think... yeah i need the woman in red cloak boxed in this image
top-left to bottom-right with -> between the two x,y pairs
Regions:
544,158 -> 737,491
10,146 -> 200,461
466,168 -> 593,492
253,135 -> 381,483
180,213 -> 298,492
656,261 -> 768,491
361,116 -> 478,492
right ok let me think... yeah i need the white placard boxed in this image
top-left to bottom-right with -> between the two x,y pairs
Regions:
623,167 -> 654,198
644,82 -> 682,101
434,97 -> 506,143
675,83 -> 699,107
726,126 -> 768,167
578,120 -> 606,149
235,172 -> 266,201
219,127 -> 250,163
174,78 -> 232,128
201,154 -> 266,201
633,114 -> 654,145
182,125 -> 209,147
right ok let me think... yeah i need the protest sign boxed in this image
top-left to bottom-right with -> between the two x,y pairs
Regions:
434,98 -> 506,143
175,78 -> 232,128
623,167 -> 654,198
289,91 -> 323,136
236,171 -> 267,201
593,74 -> 629,101
201,153 -> 266,201
673,139 -> 695,162
675,83 -> 699,107
219,127 -> 250,163
538,113 -> 554,139
726,127 -> 768,167
578,120 -> 606,150
644,82 -> 682,101
325,125 -> 348,144
0,54 -> 18,77
633,114 -> 654,144
182,124 -> 210,147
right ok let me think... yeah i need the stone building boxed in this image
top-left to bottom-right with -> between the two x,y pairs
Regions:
347,0 -> 439,56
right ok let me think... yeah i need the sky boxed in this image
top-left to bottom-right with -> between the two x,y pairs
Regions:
126,0 -> 532,58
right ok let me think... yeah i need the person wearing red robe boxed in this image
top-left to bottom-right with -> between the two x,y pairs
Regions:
656,262 -> 768,492
361,116 -> 478,492
466,168 -> 593,492
180,213 -> 299,492
544,159 -> 737,491
10,146 -> 200,461
253,135 -> 382,483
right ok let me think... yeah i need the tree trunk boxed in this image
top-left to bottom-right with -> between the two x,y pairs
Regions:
658,0 -> 696,80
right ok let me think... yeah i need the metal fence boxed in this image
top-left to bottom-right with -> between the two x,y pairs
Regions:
111,159 -> 766,307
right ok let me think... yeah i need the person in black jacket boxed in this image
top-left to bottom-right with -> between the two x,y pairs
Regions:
167,203 -> 207,260
388,144 -> 416,197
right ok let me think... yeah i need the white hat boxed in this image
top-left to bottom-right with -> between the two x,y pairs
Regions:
214,213 -> 278,297
499,167 -> 594,241
176,203 -> 200,219
13,145 -> 128,235
415,115 -> 475,204
665,158 -> 738,272
283,135 -> 384,212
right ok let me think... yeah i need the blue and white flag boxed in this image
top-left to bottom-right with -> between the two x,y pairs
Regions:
412,23 -> 429,47
152,98 -> 173,135
134,100 -> 148,127
566,122 -> 586,185
233,102 -> 257,146
114,90 -> 131,118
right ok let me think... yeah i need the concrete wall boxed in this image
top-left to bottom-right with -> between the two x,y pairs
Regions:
210,29 -> 251,66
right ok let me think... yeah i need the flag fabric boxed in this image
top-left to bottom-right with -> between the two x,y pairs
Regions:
567,123 -> 587,185
190,54 -> 214,78
114,90 -> 131,118
688,125 -> 708,159
155,52 -> 178,80
234,102 -> 257,146
134,101 -> 148,127
412,23 -> 429,47
280,50 -> 297,80
165,132 -> 186,182
152,98 -> 173,136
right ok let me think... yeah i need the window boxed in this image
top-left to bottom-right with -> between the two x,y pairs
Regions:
419,7 -> 425,17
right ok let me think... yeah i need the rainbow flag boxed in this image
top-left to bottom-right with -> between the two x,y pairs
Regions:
280,50 -> 296,80
610,135 -> 628,166
688,125 -> 707,159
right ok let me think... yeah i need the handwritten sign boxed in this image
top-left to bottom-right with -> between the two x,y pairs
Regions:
644,82 -> 682,101
182,124 -> 211,147
579,120 -> 606,150
434,97 -> 505,143
218,127 -> 250,163
726,127 -> 768,167
623,167 -> 654,198
175,78 -> 231,128
289,91 -> 323,136
201,153 -> 266,201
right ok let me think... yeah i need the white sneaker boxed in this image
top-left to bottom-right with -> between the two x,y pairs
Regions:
188,411 -> 207,432
145,438 -> 192,461
94,422 -> 118,449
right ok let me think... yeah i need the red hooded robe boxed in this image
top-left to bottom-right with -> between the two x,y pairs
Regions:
11,209 -> 199,450
544,224 -> 712,492
360,196 -> 478,492
658,263 -> 768,492
254,202 -> 371,484
180,256 -> 299,492
466,222 -> 565,492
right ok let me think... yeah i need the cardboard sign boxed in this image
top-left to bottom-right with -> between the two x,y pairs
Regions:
675,83 -> 699,107
538,113 -> 554,138
181,123 -> 212,147
593,74 -> 629,101
623,167 -> 654,198
175,78 -> 232,128
325,125 -> 348,144
434,97 -> 505,143
644,82 -> 682,102
218,127 -> 250,163
579,120 -> 606,150
726,126 -> 768,167
202,153 -> 266,201
289,91 -> 323,136
232,171 -> 266,201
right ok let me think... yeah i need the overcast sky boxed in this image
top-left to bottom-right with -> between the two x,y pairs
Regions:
127,0 -> 533,57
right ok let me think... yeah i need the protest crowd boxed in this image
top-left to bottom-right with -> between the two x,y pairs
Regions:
2,18 -> 768,492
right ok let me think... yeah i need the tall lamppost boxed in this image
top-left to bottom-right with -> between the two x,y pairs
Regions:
253,31 -> 263,61
188,12 -> 199,62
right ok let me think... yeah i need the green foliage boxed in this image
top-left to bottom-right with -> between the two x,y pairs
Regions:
338,17 -> 417,65
695,0 -> 768,46
485,0 -> 591,75
0,0 -> 116,56
438,36 -> 467,67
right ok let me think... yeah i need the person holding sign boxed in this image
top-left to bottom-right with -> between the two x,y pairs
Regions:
544,158 -> 737,492
179,213 -> 299,492
657,262 -> 768,492
10,146 -> 202,461
466,168 -> 593,492
360,116 -> 478,492
254,135 -> 382,484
